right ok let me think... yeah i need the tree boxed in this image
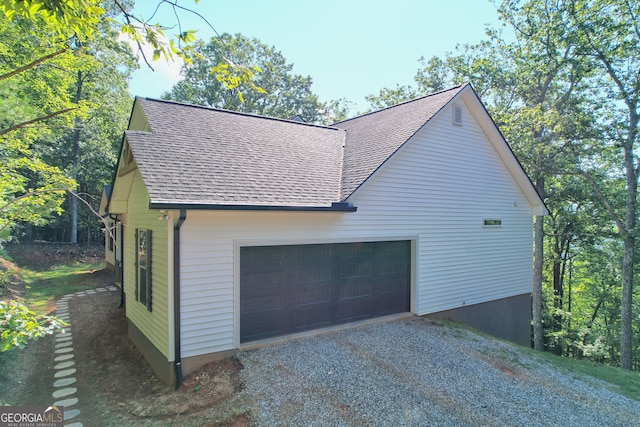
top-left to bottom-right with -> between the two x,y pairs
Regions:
565,0 -> 640,370
0,1 -> 270,242
0,1 -> 208,244
0,15 -> 78,241
164,33 -> 326,122
33,27 -> 137,244
366,0 -> 596,356
1,0 -> 263,98
492,0 -> 594,351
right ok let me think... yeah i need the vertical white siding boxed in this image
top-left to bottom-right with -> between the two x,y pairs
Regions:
178,101 -> 535,359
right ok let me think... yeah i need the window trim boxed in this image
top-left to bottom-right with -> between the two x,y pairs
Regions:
135,228 -> 152,311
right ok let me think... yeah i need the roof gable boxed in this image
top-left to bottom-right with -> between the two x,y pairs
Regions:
334,85 -> 466,199
108,85 -> 546,215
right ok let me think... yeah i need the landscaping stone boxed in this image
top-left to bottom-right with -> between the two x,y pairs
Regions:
54,347 -> 73,354
52,387 -> 77,399
53,377 -> 76,387
53,397 -> 78,407
54,368 -> 76,378
63,408 -> 81,420
54,361 -> 75,370
54,354 -> 74,362
55,341 -> 73,348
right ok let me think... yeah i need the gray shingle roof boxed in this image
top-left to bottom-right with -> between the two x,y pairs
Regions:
127,100 -> 345,207
334,85 -> 465,199
125,85 -> 465,208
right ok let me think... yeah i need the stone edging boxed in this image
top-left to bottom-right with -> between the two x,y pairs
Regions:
53,286 -> 118,427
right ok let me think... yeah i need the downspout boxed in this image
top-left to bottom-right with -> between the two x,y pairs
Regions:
173,209 -> 187,390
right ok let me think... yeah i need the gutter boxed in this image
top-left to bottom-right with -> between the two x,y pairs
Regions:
149,201 -> 357,212
173,209 -> 187,390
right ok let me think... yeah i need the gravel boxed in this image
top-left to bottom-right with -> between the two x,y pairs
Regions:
237,317 -> 640,426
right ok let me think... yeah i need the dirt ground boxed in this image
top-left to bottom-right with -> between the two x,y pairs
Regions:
1,246 -> 252,426
68,284 -> 250,426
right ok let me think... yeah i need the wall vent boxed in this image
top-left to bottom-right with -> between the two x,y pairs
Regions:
452,104 -> 463,126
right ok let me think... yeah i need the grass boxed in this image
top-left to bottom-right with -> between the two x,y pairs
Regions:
20,261 -> 105,313
532,350 -> 640,401
430,317 -> 640,401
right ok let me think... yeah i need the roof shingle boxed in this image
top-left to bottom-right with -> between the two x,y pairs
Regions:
125,85 -> 465,208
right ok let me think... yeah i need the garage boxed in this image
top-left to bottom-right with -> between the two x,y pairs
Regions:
240,240 -> 411,343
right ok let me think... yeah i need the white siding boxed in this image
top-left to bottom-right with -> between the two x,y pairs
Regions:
124,171 -> 171,358
178,101 -> 534,358
350,105 -> 534,315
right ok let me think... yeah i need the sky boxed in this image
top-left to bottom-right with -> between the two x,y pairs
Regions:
128,0 -> 504,112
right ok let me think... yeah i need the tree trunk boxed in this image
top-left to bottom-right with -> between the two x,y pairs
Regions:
532,175 -> 545,351
620,116 -> 637,369
69,69 -> 83,244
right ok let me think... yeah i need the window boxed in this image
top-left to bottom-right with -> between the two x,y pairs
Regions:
136,229 -> 152,311
483,218 -> 502,227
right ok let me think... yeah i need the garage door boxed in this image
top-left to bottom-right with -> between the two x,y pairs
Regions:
240,240 -> 410,343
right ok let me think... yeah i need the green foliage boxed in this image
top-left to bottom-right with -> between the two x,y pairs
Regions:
0,0 -> 104,39
0,14 -> 81,242
0,299 -> 66,351
0,5 -> 136,243
164,33 -> 336,123
210,62 -> 267,103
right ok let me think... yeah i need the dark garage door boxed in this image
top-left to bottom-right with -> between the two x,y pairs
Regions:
240,240 -> 410,343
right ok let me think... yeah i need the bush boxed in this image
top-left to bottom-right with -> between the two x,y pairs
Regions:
0,300 -> 66,351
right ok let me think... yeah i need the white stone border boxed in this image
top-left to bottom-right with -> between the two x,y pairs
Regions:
53,286 -> 118,427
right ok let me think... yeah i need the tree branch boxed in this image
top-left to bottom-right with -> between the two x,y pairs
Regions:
0,107 -> 77,136
0,188 -> 68,214
0,189 -> 117,245
112,0 -> 155,70
0,48 -> 68,81
578,170 -> 627,237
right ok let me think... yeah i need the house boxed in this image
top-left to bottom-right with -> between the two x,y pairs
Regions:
98,185 -> 123,283
106,84 -> 547,387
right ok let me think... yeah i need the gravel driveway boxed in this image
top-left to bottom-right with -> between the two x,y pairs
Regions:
238,317 -> 640,426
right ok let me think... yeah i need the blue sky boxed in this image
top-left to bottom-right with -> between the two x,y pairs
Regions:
128,0 -> 503,111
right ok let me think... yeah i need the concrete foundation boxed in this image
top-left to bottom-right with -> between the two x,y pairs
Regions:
428,293 -> 531,346
128,320 -> 176,387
